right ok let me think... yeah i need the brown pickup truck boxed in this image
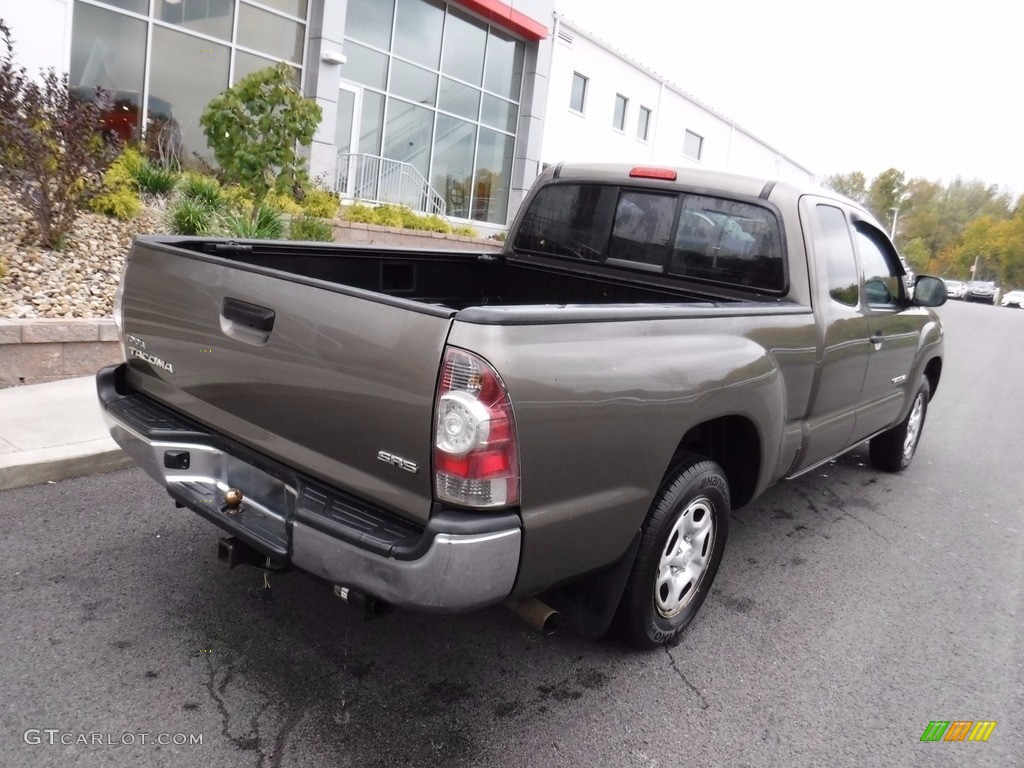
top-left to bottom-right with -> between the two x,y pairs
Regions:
98,163 -> 947,648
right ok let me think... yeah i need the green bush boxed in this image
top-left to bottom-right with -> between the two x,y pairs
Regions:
167,197 -> 215,236
343,203 -> 377,224
179,173 -> 224,209
263,189 -> 303,215
301,188 -> 340,219
134,161 -> 177,195
452,224 -> 479,238
221,205 -> 285,239
289,214 -> 334,242
200,63 -> 321,215
90,186 -> 141,220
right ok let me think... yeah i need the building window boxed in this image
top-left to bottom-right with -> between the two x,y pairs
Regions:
342,0 -> 525,224
683,129 -> 704,160
69,0 -> 310,167
637,106 -> 651,141
569,72 -> 587,113
613,94 -> 628,131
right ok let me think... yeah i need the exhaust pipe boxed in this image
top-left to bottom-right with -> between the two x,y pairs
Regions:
505,597 -> 560,635
332,584 -> 394,619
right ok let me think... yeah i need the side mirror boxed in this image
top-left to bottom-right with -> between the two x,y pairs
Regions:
913,275 -> 947,307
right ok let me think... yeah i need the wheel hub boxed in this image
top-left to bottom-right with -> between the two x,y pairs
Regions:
654,496 -> 715,618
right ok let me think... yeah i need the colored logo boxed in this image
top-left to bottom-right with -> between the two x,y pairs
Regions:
920,721 -> 997,742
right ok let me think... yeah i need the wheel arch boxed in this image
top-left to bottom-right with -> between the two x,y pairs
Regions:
661,415 -> 762,509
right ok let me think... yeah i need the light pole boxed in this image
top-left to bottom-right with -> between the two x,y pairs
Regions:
890,207 -> 900,240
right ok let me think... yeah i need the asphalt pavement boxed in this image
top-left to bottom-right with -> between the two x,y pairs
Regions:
1,300 -> 1021,768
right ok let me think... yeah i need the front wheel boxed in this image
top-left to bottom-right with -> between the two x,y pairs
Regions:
869,377 -> 930,472
615,456 -> 730,649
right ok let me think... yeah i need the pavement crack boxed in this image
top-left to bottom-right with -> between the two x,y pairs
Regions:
663,646 -> 709,710
204,654 -> 268,766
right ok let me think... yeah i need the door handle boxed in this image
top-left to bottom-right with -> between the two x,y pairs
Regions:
871,330 -> 884,349
220,297 -> 275,345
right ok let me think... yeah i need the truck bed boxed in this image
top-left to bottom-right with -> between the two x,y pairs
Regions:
168,238 -> 750,311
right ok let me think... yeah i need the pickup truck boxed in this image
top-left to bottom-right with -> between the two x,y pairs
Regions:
98,163 -> 947,649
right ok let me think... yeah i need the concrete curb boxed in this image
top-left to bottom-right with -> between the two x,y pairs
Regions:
0,439 -> 135,491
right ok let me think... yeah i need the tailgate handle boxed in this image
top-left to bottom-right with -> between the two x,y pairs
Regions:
222,297 -> 276,332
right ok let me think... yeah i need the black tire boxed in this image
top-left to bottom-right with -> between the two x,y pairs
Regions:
615,456 -> 730,650
869,377 -> 930,472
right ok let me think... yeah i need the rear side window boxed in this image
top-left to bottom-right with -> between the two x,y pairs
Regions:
514,184 -> 616,261
514,183 -> 785,292
668,196 -> 785,291
814,204 -> 859,306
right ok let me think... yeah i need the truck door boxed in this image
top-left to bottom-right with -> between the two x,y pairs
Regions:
850,222 -> 921,440
792,201 -> 872,472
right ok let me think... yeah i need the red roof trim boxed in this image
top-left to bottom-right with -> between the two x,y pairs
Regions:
453,0 -> 549,40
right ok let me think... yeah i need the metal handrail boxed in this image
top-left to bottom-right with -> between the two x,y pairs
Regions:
335,153 -> 447,217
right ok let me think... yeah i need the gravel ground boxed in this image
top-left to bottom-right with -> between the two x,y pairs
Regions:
0,185 -> 164,319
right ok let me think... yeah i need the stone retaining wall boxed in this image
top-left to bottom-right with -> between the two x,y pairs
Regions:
332,220 -> 505,250
0,319 -> 123,388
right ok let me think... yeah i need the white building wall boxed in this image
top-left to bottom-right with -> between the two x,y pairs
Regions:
0,0 -> 72,76
542,16 -> 814,184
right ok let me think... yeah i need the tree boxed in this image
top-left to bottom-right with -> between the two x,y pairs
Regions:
0,19 -> 114,248
865,167 -> 907,233
200,63 -> 321,219
823,171 -> 867,204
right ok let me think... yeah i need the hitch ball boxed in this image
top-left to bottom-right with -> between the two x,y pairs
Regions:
223,488 -> 244,514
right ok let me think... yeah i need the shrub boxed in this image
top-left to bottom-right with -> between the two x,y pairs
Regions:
89,147 -> 142,220
452,224 -> 479,238
343,203 -> 377,224
301,187 -> 340,219
200,63 -> 321,217
134,161 -> 177,195
0,20 -> 115,247
179,172 -> 224,209
221,205 -> 285,239
289,214 -> 334,242
167,197 -> 215,236
264,189 -> 303,215
91,186 -> 141,220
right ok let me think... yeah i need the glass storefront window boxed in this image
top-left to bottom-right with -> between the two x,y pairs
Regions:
474,128 -> 513,224
92,0 -> 148,14
345,0 -> 395,50
383,97 -> 433,182
438,78 -> 480,121
441,9 -> 485,86
70,2 -> 147,143
484,30 -> 523,100
237,3 -> 304,63
390,60 -> 437,107
254,0 -> 308,18
393,0 -> 444,69
156,0 -> 234,41
480,94 -> 516,133
343,42 -> 388,90
431,115 -> 476,219
150,25 -> 229,164
233,51 -> 300,84
359,90 -> 385,156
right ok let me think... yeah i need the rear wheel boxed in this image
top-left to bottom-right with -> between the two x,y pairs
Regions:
869,377 -> 930,472
615,456 -> 730,649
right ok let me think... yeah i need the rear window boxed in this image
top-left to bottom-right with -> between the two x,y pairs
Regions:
514,183 -> 786,292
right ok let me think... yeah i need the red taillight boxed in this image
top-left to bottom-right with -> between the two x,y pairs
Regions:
434,347 -> 520,508
629,166 -> 677,181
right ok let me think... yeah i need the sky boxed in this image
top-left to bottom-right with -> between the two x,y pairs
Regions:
553,0 -> 1020,197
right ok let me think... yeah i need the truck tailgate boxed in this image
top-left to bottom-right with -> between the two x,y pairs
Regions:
119,242 -> 454,525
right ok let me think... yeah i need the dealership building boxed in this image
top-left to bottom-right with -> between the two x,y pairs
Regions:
4,0 -> 814,227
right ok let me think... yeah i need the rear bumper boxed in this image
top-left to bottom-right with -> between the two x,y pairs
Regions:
97,364 -> 521,612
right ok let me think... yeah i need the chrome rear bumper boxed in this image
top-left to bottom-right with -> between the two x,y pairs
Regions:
98,365 -> 521,612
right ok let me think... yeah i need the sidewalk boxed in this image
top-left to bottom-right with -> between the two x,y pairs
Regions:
0,376 -> 133,491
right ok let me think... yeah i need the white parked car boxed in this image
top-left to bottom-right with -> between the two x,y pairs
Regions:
1000,289 -> 1024,308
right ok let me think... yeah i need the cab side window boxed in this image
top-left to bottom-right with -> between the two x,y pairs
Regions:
814,204 -> 859,306
854,225 -> 904,308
